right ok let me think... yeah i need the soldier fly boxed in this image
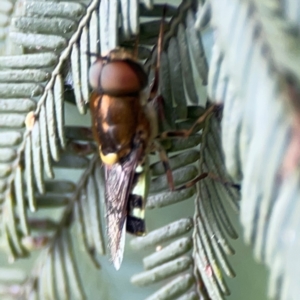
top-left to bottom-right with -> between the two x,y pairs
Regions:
88,12 -> 220,270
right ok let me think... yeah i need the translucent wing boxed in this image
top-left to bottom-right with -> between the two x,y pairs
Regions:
104,146 -> 141,270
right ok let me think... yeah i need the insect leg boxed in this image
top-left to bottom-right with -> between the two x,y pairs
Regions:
155,104 -> 239,191
175,172 -> 241,191
145,5 -> 174,134
158,104 -> 220,140
148,5 -> 166,101
153,140 -> 175,191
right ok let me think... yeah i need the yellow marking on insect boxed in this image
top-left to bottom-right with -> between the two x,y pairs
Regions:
131,208 -> 145,220
131,161 -> 150,201
100,151 -> 118,165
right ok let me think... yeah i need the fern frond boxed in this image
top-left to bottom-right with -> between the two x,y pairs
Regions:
0,1 -> 257,300
204,0 -> 300,298
2,150 -> 105,299
127,2 -> 241,298
0,0 -> 16,55
130,109 -> 238,300
0,0 -> 93,257
0,0 -> 182,258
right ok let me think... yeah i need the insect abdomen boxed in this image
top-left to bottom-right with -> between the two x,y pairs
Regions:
127,194 -> 146,235
127,160 -> 150,236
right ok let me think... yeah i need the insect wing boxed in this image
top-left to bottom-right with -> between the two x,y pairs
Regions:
104,147 -> 141,270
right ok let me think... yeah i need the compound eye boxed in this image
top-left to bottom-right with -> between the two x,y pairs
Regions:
101,60 -> 145,95
100,151 -> 118,165
89,59 -> 103,90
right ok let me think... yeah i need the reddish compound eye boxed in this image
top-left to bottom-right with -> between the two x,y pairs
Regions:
89,59 -> 103,90
89,56 -> 148,96
100,60 -> 148,96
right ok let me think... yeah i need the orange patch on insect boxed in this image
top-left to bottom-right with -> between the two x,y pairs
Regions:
100,95 -> 111,118
90,92 -> 101,111
102,121 -> 110,132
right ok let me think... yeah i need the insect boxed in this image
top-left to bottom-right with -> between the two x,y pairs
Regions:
89,46 -> 160,269
88,15 -> 220,270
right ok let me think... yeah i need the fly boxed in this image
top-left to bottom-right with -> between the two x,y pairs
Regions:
89,46 -> 160,269
88,11 -> 226,270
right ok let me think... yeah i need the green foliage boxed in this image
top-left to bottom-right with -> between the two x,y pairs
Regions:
0,0 -> 241,299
